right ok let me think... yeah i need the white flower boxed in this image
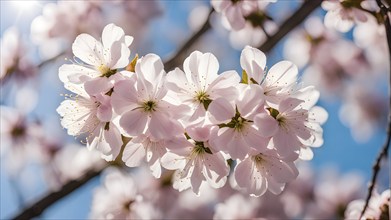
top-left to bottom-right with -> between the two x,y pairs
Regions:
0,106 -> 43,171
232,148 -> 299,197
122,134 -> 190,178
345,189 -> 390,220
56,84 -> 122,161
208,84 -> 270,160
240,46 -> 299,107
161,125 -> 230,195
322,0 -> 369,33
166,51 -> 240,124
255,95 -> 328,160
59,23 -> 133,95
111,54 -> 186,140
90,168 -> 161,219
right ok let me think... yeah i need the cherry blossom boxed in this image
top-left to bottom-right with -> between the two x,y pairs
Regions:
58,23 -> 133,95
56,84 -> 123,161
111,54 -> 185,140
208,84 -> 270,160
232,148 -> 299,197
1,27 -> 37,82
122,134 -> 190,178
345,189 -> 390,220
0,106 -> 43,171
161,125 -> 230,195
90,169 -> 161,219
322,0 -> 369,32
240,46 -> 299,107
166,51 -> 240,123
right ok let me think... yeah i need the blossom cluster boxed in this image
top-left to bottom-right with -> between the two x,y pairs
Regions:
57,23 -> 327,197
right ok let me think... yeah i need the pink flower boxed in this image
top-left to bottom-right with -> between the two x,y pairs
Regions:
322,0 -> 369,32
122,134 -> 190,178
166,51 -> 240,123
90,168 -> 161,219
345,189 -> 390,220
111,54 -> 186,140
56,84 -> 122,161
1,27 -> 37,82
59,23 -> 133,95
232,148 -> 299,197
161,125 -> 230,195
208,84 -> 270,160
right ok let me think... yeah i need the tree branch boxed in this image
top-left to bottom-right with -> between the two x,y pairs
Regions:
360,0 -> 391,218
164,8 -> 214,71
258,0 -> 322,53
11,164 -> 107,220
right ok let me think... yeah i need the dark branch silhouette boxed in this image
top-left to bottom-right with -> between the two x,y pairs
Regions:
12,164 -> 107,220
164,8 -> 214,71
360,0 -> 391,218
258,0 -> 322,53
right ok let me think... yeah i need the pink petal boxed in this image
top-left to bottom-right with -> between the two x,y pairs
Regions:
254,113 -> 279,137
84,77 -> 112,96
240,46 -> 266,83
208,97 -> 235,123
122,139 -> 146,167
119,110 -> 148,136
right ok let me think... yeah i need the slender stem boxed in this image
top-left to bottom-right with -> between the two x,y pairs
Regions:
258,0 -> 323,53
360,0 -> 391,218
11,163 -> 107,220
164,8 -> 214,71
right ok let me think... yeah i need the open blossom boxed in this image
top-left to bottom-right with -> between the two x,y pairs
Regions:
0,106 -> 43,171
208,84 -> 270,160
345,189 -> 390,220
111,54 -> 185,140
161,125 -> 230,195
322,0 -> 369,32
56,84 -> 122,161
122,134 -> 190,178
166,51 -> 240,123
1,27 -> 37,82
240,46 -> 299,107
59,23 -> 133,95
91,168 -> 161,219
232,148 -> 299,197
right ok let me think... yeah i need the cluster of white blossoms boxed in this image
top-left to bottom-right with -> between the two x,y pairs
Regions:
57,23 -> 327,197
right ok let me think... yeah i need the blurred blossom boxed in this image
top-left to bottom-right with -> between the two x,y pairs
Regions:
213,193 -> 259,219
30,0 -> 161,59
339,83 -> 388,142
90,168 -> 161,219
212,0 -> 277,49
321,0 -> 371,32
306,169 -> 365,219
0,27 -> 37,83
188,4 -> 210,31
53,144 -> 103,183
345,188 -> 390,220
0,106 -> 43,171
354,16 -> 389,74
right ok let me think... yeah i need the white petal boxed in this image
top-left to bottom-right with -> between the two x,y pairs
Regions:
208,97 -> 235,123
119,110 -> 148,136
72,33 -> 104,66
240,46 -> 266,83
122,138 -> 146,167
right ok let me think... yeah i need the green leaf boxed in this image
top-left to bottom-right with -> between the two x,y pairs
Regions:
241,69 -> 249,84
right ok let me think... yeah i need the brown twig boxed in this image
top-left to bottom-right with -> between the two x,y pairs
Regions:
258,0 -> 323,53
164,8 -> 214,71
360,0 -> 391,218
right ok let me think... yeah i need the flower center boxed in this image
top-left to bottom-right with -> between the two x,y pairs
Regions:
195,91 -> 212,109
192,141 -> 213,156
254,154 -> 264,164
143,101 -> 157,112
98,64 -> 116,78
11,124 -> 26,139
244,11 -> 270,28
340,0 -> 363,9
